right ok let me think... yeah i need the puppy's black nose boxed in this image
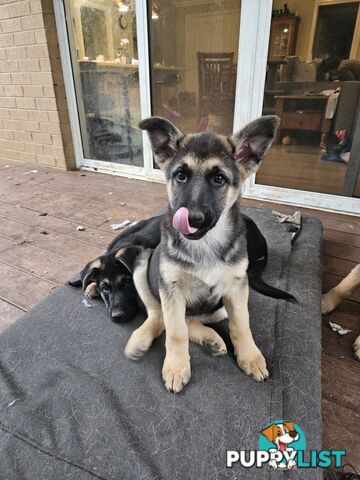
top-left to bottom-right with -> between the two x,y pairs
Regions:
111,309 -> 128,323
289,430 -> 298,438
189,209 -> 206,228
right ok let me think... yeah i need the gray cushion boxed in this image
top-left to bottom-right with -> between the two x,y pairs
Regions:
0,206 -> 323,479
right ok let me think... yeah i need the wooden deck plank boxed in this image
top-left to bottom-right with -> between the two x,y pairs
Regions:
323,255 -> 358,277
322,398 -> 360,469
0,217 -> 102,264
0,263 -> 55,311
0,244 -> 81,285
0,202 -> 115,246
322,354 -> 360,412
324,229 -> 360,248
0,163 -> 359,473
0,236 -> 15,253
322,315 -> 360,367
0,299 -> 24,334
324,243 -> 360,263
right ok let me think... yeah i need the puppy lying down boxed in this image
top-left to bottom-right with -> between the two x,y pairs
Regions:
71,212 -> 294,321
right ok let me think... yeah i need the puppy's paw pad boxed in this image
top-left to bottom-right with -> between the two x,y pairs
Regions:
203,339 -> 227,356
162,360 -> 191,393
353,336 -> 360,361
237,352 -> 269,382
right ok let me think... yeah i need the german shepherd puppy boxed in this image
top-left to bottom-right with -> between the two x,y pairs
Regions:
124,115 -> 281,392
77,246 -> 142,322
69,215 -> 162,321
71,210 -> 294,322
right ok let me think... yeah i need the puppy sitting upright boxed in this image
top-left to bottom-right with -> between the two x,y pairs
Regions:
126,115 -> 280,393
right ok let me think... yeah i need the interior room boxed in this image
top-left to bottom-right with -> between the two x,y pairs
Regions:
259,0 -> 360,197
67,0 -> 241,166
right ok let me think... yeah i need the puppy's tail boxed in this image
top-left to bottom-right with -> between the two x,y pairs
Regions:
247,259 -> 297,302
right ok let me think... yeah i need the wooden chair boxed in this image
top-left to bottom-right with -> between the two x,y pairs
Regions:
196,51 -> 235,127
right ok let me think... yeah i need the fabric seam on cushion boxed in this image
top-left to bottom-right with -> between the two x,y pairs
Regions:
0,421 -> 112,480
268,219 -> 292,480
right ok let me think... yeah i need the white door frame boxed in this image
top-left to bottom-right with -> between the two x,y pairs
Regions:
237,0 -> 360,215
55,0 -> 360,214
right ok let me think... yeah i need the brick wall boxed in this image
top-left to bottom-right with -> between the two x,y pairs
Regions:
0,0 -> 75,169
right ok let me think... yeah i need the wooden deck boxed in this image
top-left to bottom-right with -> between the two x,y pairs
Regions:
0,159 -> 359,473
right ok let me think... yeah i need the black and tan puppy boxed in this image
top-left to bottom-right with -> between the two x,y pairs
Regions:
70,214 -> 162,321
79,246 -> 142,322
73,210 -> 293,324
124,115 -> 281,393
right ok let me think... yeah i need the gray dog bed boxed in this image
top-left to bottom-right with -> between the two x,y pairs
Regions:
0,206 -> 323,480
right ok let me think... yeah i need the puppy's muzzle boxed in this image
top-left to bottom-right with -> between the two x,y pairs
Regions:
110,308 -> 129,323
188,207 -> 213,230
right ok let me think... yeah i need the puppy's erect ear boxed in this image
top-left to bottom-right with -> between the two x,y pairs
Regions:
80,258 -> 101,291
230,115 -> 280,178
139,116 -> 183,168
115,245 -> 143,274
261,424 -> 277,444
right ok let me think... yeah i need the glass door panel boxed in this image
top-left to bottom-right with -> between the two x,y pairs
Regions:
147,0 -> 241,137
65,0 -> 143,167
259,0 -> 360,198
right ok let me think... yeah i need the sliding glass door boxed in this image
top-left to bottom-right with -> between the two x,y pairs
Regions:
64,0 -> 144,173
147,0 -> 241,136
56,0 -> 359,213
248,0 -> 360,212
62,0 -> 242,177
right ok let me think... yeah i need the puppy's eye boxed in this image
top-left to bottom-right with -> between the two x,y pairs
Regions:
101,284 -> 111,293
124,277 -> 132,287
175,171 -> 187,183
213,173 -> 226,185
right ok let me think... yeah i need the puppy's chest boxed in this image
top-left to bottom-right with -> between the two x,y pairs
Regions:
195,258 -> 247,289
164,233 -> 248,298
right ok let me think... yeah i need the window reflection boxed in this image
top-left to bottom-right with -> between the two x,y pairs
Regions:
148,0 -> 241,136
67,0 -> 142,166
261,1 -> 360,197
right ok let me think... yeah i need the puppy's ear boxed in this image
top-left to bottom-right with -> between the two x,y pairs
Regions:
139,116 -> 183,168
261,424 -> 277,444
284,422 -> 295,432
80,258 -> 101,291
115,245 -> 143,274
230,115 -> 280,178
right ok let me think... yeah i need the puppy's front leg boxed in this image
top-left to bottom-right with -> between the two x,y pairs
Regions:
223,276 -> 268,381
160,287 -> 190,393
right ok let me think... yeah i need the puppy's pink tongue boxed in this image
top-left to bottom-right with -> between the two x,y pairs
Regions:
172,207 -> 198,235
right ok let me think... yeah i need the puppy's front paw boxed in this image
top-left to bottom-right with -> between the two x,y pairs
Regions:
236,347 -> 269,381
124,327 -> 153,360
203,338 -> 227,356
162,355 -> 191,393
353,336 -> 360,361
84,282 -> 98,298
321,291 -> 339,314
